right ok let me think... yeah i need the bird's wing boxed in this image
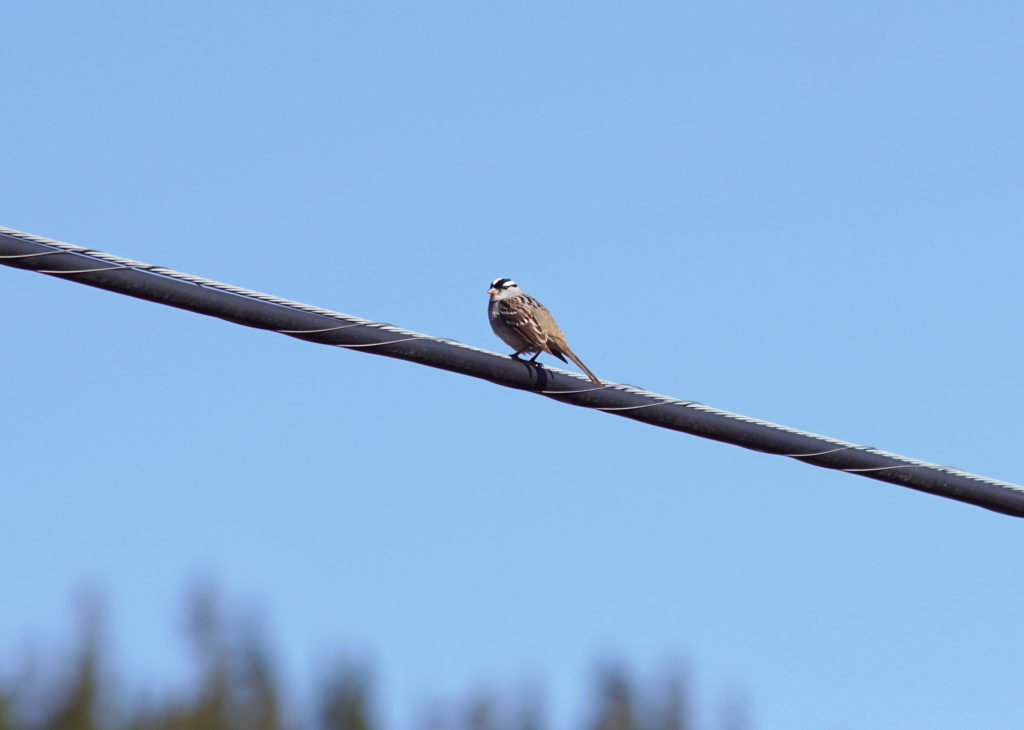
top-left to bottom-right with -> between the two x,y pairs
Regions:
530,304 -> 570,361
496,294 -> 552,352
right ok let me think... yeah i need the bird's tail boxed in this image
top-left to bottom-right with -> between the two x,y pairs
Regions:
560,346 -> 602,385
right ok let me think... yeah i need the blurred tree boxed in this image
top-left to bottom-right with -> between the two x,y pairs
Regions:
461,692 -> 498,730
181,583 -> 231,730
232,628 -> 282,730
649,665 -> 691,730
0,690 -> 12,730
589,665 -> 637,730
319,659 -> 373,730
0,586 -> 744,730
44,592 -> 103,730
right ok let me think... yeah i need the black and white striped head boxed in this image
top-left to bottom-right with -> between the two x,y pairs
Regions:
487,277 -> 521,297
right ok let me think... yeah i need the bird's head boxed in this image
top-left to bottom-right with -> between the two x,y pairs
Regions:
488,277 -> 519,296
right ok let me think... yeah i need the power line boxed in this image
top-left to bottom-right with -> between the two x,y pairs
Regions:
2,223 -> 1021,518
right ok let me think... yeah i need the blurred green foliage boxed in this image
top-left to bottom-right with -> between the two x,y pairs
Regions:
0,587 -> 742,730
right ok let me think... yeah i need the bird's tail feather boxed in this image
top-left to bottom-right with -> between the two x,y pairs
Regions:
561,347 -> 602,385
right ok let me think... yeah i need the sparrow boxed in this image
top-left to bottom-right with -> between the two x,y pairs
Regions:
487,277 -> 602,385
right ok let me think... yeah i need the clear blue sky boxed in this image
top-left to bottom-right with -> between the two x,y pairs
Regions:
3,2 -> 1023,728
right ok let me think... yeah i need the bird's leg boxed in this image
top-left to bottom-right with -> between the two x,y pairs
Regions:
529,351 -> 541,362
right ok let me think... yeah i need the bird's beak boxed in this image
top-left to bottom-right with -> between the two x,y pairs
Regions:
487,288 -> 498,295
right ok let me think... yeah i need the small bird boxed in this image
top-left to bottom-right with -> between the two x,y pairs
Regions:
487,277 -> 602,385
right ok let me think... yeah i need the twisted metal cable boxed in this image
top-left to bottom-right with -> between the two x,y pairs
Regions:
1,224 -> 1021,517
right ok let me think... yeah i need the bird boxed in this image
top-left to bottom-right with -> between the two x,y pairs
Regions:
487,277 -> 602,385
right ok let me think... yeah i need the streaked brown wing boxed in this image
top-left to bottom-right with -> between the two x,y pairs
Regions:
496,294 -> 550,351
530,305 -> 570,362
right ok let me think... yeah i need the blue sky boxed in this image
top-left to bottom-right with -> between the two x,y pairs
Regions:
3,2 -> 1023,728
